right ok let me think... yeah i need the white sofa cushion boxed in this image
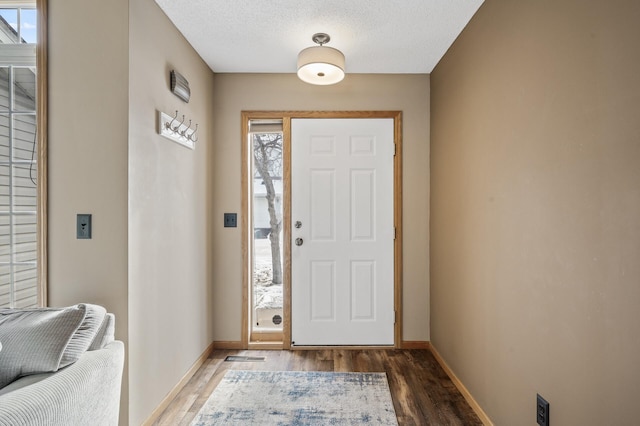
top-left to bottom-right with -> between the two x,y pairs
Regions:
0,304 -> 105,388
0,371 -> 53,397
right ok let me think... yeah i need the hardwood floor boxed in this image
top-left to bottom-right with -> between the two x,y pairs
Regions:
153,349 -> 483,426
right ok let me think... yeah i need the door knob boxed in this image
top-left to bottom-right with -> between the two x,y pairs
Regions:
295,238 -> 304,246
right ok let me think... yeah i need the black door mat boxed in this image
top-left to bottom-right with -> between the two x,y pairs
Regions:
224,355 -> 266,362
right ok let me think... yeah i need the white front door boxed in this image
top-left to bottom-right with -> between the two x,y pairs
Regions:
291,118 -> 395,346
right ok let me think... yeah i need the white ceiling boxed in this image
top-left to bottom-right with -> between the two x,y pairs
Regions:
154,0 -> 484,75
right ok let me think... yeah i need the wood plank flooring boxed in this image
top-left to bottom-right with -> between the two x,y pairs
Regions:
153,349 -> 482,426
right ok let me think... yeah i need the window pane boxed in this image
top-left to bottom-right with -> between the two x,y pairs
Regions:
0,165 -> 9,212
14,214 -> 35,262
252,132 -> 284,333
0,264 -> 10,306
0,114 -> 9,160
0,6 -> 38,309
20,9 -> 36,44
13,263 -> 37,307
13,114 -> 35,160
0,215 -> 9,262
0,68 -> 9,111
13,164 -> 36,210
13,67 -> 36,111
0,10 -> 19,43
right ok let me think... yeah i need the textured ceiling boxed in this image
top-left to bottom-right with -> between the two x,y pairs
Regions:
154,0 -> 484,74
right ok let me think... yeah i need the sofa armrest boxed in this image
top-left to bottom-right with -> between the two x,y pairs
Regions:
0,341 -> 124,426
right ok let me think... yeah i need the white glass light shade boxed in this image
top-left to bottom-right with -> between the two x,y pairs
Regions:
297,46 -> 345,85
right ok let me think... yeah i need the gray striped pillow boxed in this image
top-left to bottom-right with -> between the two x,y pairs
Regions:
60,304 -> 106,367
0,304 -> 105,388
88,312 -> 115,351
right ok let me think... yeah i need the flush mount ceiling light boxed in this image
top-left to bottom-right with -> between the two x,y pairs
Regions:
297,33 -> 345,86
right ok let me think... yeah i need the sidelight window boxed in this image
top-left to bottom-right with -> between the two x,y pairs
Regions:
250,120 -> 284,337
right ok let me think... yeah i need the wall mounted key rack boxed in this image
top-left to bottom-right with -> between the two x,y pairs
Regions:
158,110 -> 198,150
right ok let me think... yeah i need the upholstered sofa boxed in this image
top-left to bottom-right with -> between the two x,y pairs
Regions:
0,304 -> 124,426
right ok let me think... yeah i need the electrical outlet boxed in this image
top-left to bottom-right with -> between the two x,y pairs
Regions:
224,213 -> 237,228
77,214 -> 92,239
537,394 -> 549,426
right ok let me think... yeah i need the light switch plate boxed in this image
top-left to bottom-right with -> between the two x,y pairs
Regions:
77,214 -> 92,239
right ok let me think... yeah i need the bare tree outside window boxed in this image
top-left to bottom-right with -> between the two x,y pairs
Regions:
253,132 -> 283,285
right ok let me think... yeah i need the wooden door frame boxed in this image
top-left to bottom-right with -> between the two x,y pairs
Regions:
242,111 -> 403,349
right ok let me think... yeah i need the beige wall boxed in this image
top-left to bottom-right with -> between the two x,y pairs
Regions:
430,0 -> 640,424
49,0 -> 216,424
211,74 -> 430,342
128,0 -> 215,424
48,0 -> 130,422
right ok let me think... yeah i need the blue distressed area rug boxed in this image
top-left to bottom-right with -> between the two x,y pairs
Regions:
191,370 -> 398,425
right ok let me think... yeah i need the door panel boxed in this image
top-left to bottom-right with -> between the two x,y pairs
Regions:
310,170 -> 335,240
310,261 -> 335,320
291,118 -> 394,346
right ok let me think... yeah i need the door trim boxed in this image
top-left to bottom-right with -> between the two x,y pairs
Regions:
241,111 -> 403,349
